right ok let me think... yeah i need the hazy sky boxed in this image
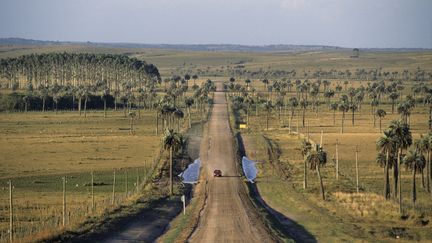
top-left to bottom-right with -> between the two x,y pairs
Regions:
1,0 -> 431,48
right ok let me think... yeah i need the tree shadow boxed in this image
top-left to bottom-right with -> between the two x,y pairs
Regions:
250,183 -> 317,242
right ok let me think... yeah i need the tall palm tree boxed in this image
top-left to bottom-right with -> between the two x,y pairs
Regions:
376,109 -> 387,132
173,108 -> 184,132
377,130 -> 395,199
38,86 -> 49,112
306,144 -> 328,200
288,97 -> 299,127
389,92 -> 399,114
184,97 -> 194,128
162,129 -> 182,195
403,148 -> 425,208
129,111 -> 136,134
388,120 -> 412,213
349,102 -> 358,125
330,102 -> 338,126
262,100 -> 273,130
415,135 -> 429,191
339,101 -> 349,133
300,99 -> 308,128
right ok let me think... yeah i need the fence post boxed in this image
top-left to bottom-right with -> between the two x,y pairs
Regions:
62,176 -> 66,227
91,171 -> 95,211
9,180 -> 13,243
336,139 -> 339,181
125,170 -> 128,197
136,168 -> 139,192
320,129 -> 323,147
112,170 -> 116,205
355,145 -> 359,193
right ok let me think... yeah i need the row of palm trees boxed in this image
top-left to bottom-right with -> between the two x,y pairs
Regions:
226,78 -> 432,134
161,79 -> 215,195
175,64 -> 431,82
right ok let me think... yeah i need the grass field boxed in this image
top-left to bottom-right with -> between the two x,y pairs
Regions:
1,45 -> 431,79
0,104 -> 205,241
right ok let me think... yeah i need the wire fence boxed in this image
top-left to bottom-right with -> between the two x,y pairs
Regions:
0,154 -> 163,243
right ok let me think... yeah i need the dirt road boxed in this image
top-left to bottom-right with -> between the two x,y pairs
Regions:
189,86 -> 274,242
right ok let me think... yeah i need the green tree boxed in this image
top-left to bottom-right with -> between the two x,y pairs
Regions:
184,97 -> 194,128
262,100 -> 273,130
377,130 -> 395,199
388,120 -> 412,213
330,102 -> 338,126
339,101 -> 349,133
305,144 -> 328,200
375,109 -> 387,132
403,148 -> 425,208
162,129 -> 182,195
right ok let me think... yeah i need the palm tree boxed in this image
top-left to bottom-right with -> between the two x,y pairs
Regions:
349,102 -> 358,125
38,86 -> 49,112
415,135 -> 429,190
245,79 -> 251,90
389,92 -> 399,114
162,129 -> 182,195
301,139 -> 312,189
375,109 -> 387,132
129,111 -> 136,134
97,80 -> 109,118
173,108 -> 184,132
262,100 -> 273,130
184,97 -> 194,128
388,120 -> 412,213
192,75 -> 198,85
339,101 -> 349,133
300,99 -> 308,128
245,96 -> 254,126
377,130 -> 395,199
403,148 -> 425,208
305,144 -> 328,200
330,102 -> 338,126
371,98 -> 379,127
288,97 -> 298,127
397,102 -> 411,125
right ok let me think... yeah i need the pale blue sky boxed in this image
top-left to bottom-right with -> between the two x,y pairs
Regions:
1,0 -> 431,48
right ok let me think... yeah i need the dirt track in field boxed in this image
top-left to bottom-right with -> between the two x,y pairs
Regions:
188,84 -> 275,243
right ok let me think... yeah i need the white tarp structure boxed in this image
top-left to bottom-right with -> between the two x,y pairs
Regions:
180,158 -> 201,184
242,156 -> 257,183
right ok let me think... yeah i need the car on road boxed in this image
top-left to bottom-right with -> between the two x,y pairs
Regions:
213,169 -> 222,177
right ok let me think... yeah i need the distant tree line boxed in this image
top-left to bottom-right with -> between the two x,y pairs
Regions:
0,53 -> 160,90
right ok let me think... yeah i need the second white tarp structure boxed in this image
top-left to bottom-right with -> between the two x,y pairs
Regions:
180,159 -> 201,184
242,156 -> 257,183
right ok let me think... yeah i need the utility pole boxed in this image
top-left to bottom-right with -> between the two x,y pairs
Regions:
91,171 -> 94,211
355,145 -> 359,193
136,168 -> 139,192
320,129 -> 323,147
9,180 -> 13,242
125,170 -> 128,197
335,139 -> 339,181
112,170 -> 116,205
62,177 -> 66,227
